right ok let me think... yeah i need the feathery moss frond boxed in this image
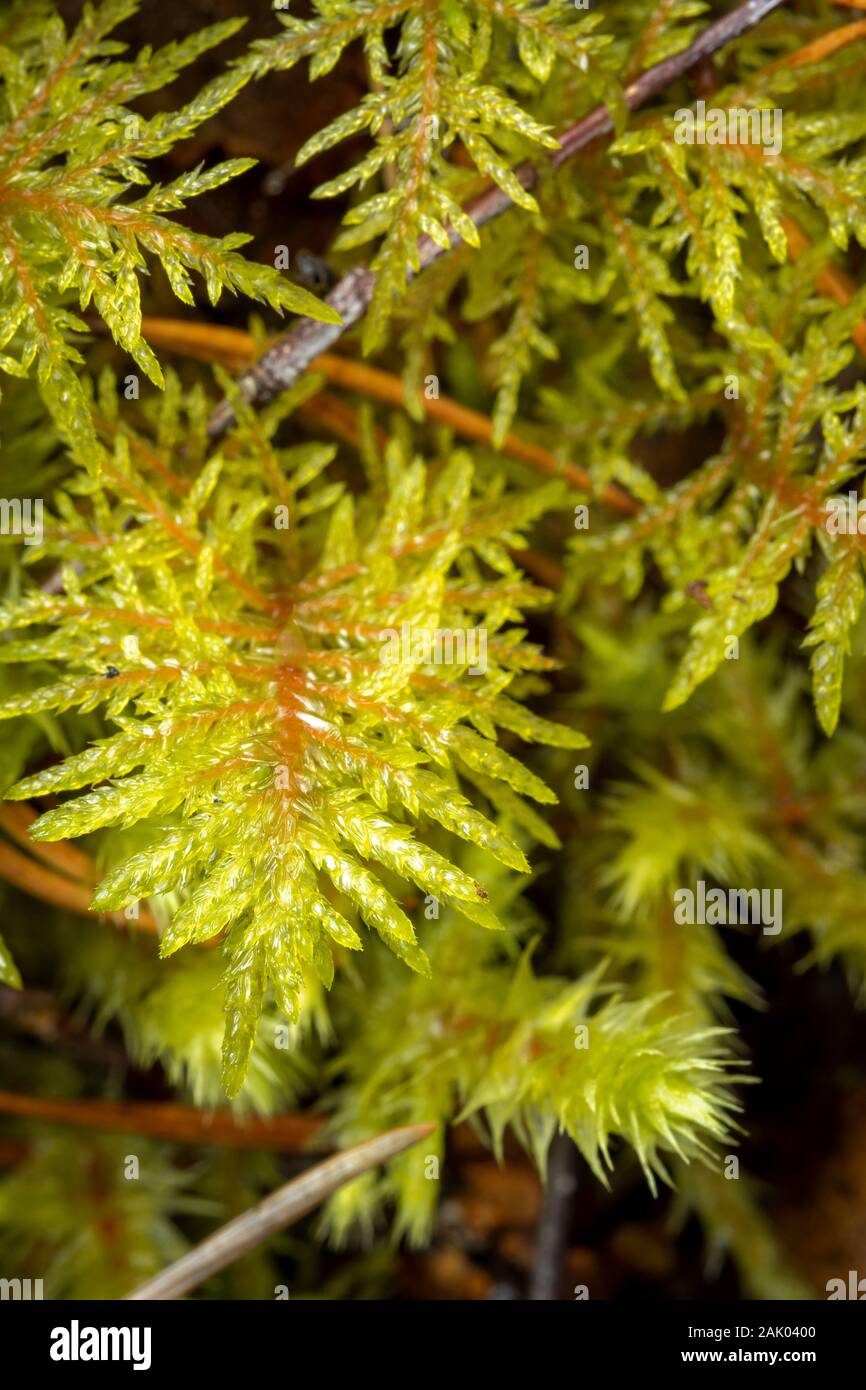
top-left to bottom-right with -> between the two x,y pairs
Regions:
243,0 -> 617,349
322,872 -> 741,1246
0,371 -> 584,1094
0,0 -> 337,453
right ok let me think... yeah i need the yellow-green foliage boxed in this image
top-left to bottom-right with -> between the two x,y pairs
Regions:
0,366 -> 585,1093
242,0 -> 618,351
0,0 -> 336,454
0,1132 -> 197,1298
4,0 -> 866,1295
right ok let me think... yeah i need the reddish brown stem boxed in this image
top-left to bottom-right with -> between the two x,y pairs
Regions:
0,1089 -> 325,1152
0,802 -> 96,883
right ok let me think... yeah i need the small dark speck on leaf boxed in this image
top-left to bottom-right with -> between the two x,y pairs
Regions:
686,580 -> 713,611
475,881 -> 489,900
104,665 -> 120,678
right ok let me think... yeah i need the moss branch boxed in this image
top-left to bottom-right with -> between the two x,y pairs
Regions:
206,0 -> 791,436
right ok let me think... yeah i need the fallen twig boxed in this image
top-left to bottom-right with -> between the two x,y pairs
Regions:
528,1131 -> 579,1300
206,0 -> 790,437
125,1123 -> 434,1299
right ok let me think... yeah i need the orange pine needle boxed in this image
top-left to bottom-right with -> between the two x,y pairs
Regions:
0,808 -> 161,933
136,316 -> 639,516
760,16 -> 866,72
0,1089 -> 324,1151
782,215 -> 866,357
0,802 -> 96,883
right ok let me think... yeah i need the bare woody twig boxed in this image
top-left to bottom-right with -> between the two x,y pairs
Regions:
528,1131 -> 578,1300
206,0 -> 789,437
124,1123 -> 435,1300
